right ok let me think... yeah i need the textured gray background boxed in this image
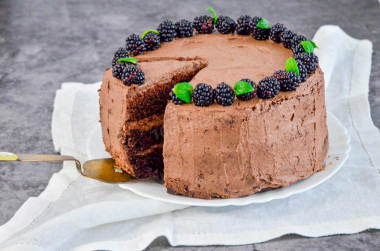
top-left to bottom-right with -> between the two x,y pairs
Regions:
0,0 -> 379,250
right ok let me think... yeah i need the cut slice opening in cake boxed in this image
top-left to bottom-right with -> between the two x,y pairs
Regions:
99,57 -> 208,178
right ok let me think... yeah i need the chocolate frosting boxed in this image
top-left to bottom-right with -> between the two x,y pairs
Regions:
163,68 -> 328,199
137,33 -> 293,88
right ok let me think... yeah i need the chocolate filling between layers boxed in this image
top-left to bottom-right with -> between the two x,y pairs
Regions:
125,125 -> 164,152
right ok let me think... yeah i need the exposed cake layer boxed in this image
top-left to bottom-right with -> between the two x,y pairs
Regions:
127,145 -> 164,178
99,59 -> 207,178
163,68 -> 328,199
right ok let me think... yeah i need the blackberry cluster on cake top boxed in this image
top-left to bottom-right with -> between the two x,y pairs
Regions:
111,7 -> 319,106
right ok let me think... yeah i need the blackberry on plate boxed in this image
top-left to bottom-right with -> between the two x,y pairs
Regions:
294,52 -> 319,74
112,47 -> 128,67
235,78 -> 256,101
193,15 -> 214,34
292,35 -> 307,48
142,32 -> 160,51
269,23 -> 287,43
296,60 -> 308,82
214,82 -> 235,106
281,30 -> 296,49
273,70 -> 301,91
122,64 -> 145,86
157,20 -> 176,42
192,83 -> 214,106
175,19 -> 194,38
112,63 -> 125,80
257,76 -> 280,99
216,16 -> 236,34
126,34 -> 146,56
236,15 -> 252,35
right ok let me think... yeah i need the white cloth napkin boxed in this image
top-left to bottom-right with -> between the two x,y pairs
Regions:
1,25 -> 379,251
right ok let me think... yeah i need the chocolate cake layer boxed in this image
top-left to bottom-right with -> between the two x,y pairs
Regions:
127,146 -> 164,178
125,125 -> 163,151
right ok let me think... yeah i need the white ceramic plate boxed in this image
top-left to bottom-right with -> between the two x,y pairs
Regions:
87,112 -> 350,207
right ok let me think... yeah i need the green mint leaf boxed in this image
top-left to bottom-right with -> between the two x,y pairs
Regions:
173,82 -> 193,104
300,41 -> 314,53
117,57 -> 138,64
234,81 -> 254,96
141,29 -> 160,39
207,7 -> 217,24
310,40 -> 318,49
256,18 -> 271,29
285,57 -> 300,76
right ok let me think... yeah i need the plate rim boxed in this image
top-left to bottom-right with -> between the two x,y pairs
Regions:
87,111 -> 350,207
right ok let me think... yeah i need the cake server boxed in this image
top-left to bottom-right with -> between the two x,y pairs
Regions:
0,152 -> 134,183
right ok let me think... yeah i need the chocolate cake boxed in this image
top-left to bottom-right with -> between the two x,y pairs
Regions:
99,9 -> 328,199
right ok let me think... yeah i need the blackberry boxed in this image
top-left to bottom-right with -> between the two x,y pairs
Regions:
193,15 -> 214,34
122,65 -> 145,86
143,32 -> 160,51
157,20 -> 176,42
273,70 -> 301,92
236,15 -> 252,35
216,16 -> 236,34
269,23 -> 287,43
294,52 -> 319,74
192,83 -> 214,106
214,82 -> 235,106
281,30 -> 296,49
236,78 -> 257,101
292,35 -> 307,48
111,47 -> 128,67
296,59 -> 308,82
171,92 -> 184,105
248,16 -> 262,33
112,63 -> 125,80
126,34 -> 146,56
250,17 -> 270,40
175,19 -> 194,38
257,76 -> 280,99
252,26 -> 270,40
292,44 -> 305,54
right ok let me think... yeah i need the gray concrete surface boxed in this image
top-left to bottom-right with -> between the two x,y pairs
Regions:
0,0 -> 379,250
